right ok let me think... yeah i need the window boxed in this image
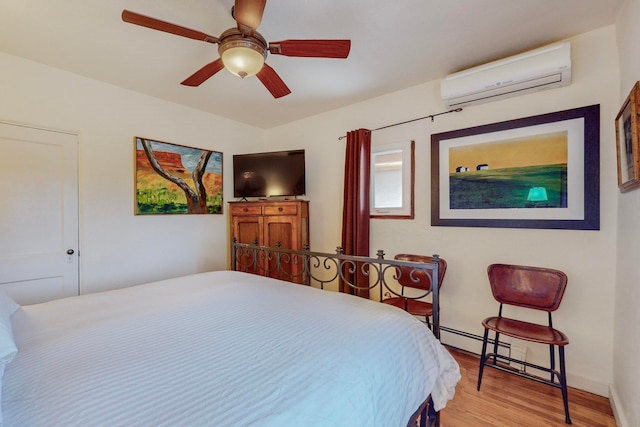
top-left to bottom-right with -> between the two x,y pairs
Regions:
370,140 -> 414,218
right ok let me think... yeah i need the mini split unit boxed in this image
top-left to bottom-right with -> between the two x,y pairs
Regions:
440,41 -> 571,109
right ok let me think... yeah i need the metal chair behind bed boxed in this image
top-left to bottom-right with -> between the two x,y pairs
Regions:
382,253 -> 447,331
477,263 -> 571,424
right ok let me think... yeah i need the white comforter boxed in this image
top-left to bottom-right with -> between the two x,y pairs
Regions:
3,271 -> 460,427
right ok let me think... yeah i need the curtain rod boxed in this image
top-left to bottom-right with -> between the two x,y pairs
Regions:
337,108 -> 463,140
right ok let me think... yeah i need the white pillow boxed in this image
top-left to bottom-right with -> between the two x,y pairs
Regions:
0,290 -> 19,425
0,290 -> 20,363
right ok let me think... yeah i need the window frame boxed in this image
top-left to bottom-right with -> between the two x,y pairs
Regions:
370,140 -> 415,219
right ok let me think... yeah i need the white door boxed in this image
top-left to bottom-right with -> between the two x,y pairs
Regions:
0,122 -> 79,304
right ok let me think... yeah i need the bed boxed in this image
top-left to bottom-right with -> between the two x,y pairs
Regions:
0,244 -> 460,427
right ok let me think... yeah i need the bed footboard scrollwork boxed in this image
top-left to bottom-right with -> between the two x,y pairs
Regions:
231,239 -> 442,340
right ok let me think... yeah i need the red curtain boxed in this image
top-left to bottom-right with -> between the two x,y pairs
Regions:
341,128 -> 371,298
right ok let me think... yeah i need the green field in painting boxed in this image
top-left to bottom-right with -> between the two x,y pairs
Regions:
449,164 -> 567,209
136,188 -> 223,214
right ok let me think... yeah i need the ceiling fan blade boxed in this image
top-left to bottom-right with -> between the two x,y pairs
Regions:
256,64 -> 291,98
234,0 -> 267,34
269,40 -> 351,58
122,10 -> 219,44
181,59 -> 225,86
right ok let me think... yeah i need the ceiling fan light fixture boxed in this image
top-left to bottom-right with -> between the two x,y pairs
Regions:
219,36 -> 267,79
121,9 -> 351,97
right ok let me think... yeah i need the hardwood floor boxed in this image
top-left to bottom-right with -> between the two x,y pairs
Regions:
439,347 -> 617,427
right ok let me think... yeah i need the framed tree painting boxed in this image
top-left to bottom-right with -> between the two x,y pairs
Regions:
431,105 -> 600,230
615,81 -> 640,193
135,137 -> 223,215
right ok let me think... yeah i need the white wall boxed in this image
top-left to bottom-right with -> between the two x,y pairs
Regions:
265,26 -> 621,397
613,1 -> 640,426
0,52 -> 263,294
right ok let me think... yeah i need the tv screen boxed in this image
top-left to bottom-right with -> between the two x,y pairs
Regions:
233,149 -> 306,198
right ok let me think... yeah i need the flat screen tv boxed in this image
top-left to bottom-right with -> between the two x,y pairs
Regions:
233,149 -> 306,198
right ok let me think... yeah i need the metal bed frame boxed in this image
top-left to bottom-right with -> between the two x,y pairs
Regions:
231,240 -> 444,427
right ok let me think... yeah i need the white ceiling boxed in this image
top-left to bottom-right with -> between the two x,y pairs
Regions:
0,0 -> 624,129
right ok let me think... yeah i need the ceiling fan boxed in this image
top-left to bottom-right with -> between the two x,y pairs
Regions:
121,0 -> 351,98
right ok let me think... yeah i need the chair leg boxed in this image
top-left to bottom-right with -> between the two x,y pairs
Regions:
549,344 -> 556,383
559,346 -> 572,424
477,328 -> 490,390
491,332 -> 500,365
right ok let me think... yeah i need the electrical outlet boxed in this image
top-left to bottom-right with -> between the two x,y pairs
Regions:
510,343 -> 528,372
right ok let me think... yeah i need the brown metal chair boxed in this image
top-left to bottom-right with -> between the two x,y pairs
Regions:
382,254 -> 447,330
477,263 -> 571,424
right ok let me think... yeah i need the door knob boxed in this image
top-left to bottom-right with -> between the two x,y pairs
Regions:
67,249 -> 75,255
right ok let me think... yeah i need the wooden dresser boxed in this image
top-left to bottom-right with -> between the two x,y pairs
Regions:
229,199 -> 309,282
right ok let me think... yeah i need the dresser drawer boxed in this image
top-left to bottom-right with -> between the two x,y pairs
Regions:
264,204 -> 297,216
230,205 -> 263,215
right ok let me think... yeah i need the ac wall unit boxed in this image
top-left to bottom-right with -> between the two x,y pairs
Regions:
440,41 -> 571,109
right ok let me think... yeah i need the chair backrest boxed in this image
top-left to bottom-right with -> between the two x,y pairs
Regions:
394,254 -> 447,291
487,264 -> 567,312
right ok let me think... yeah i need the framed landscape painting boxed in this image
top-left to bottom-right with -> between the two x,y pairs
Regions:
430,105 -> 600,230
615,81 -> 640,193
135,137 -> 223,215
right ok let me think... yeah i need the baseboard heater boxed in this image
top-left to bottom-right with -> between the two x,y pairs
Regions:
439,325 -> 510,350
